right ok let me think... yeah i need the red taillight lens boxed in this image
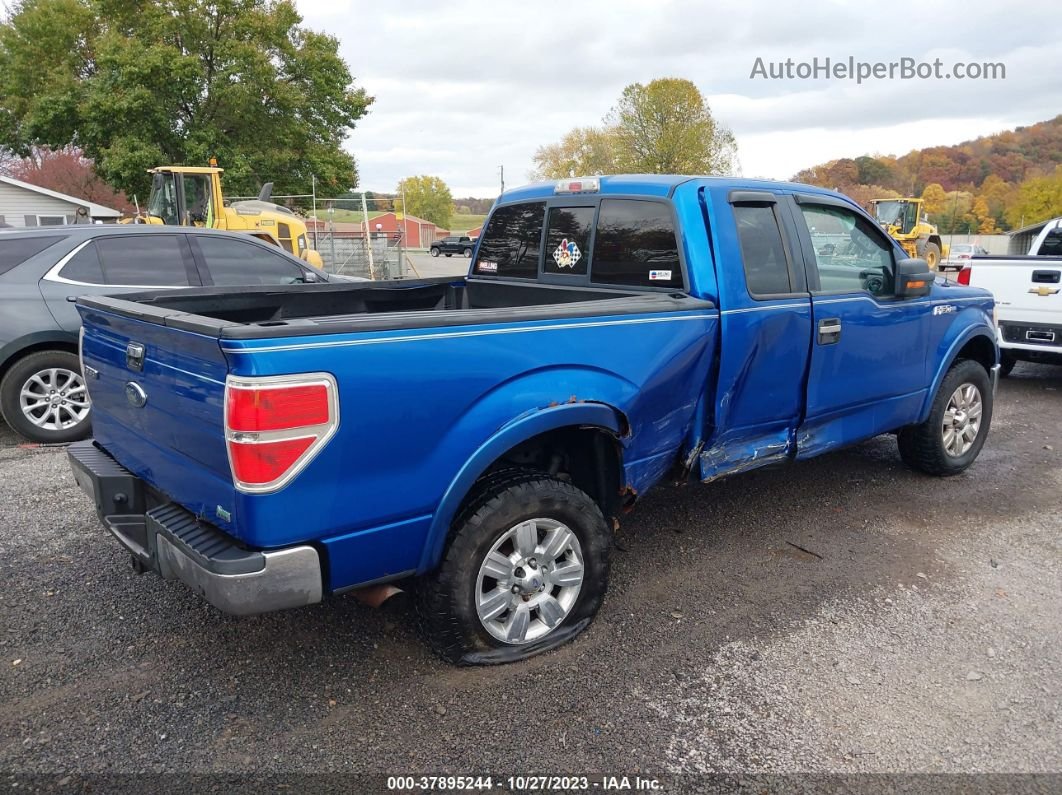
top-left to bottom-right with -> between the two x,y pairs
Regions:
957,266 -> 972,285
229,437 -> 315,485
224,374 -> 338,492
227,384 -> 329,431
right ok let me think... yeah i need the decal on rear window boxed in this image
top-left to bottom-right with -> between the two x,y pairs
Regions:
552,239 -> 582,270
649,269 -> 672,281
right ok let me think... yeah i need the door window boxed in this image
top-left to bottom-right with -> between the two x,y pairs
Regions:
591,200 -> 682,288
733,204 -> 793,296
196,236 -> 307,285
95,235 -> 194,286
544,206 -> 594,276
474,202 -> 545,279
798,204 -> 894,296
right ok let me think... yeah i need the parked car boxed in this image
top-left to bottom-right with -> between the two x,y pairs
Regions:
430,235 -> 475,258
958,254 -> 1061,375
942,243 -> 988,271
69,175 -> 997,664
0,225 -> 341,444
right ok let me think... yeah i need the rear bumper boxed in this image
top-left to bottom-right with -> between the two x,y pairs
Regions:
68,440 -> 323,616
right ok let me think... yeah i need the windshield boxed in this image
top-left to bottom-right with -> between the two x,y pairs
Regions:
146,173 -> 180,225
871,200 -> 906,226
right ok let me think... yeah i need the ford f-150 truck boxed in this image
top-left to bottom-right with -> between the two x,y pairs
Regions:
957,255 -> 1062,375
68,175 -> 999,665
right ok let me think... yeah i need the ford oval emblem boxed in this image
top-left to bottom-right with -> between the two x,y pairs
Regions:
125,382 -> 148,408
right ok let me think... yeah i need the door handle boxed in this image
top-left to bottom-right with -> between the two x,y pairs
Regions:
818,318 -> 842,345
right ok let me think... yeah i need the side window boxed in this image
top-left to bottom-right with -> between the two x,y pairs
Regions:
0,235 -> 64,276
1037,229 -> 1062,256
474,202 -> 545,279
591,199 -> 682,288
59,242 -> 105,283
732,204 -> 792,296
196,236 -> 306,285
95,235 -> 193,286
798,204 -> 893,296
544,206 -> 594,276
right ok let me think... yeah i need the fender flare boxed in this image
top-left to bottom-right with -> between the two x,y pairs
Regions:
0,330 -> 80,377
417,402 -> 626,573
918,324 -> 997,422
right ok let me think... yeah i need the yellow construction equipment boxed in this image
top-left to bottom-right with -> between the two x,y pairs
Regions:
867,197 -> 946,270
131,162 -> 323,268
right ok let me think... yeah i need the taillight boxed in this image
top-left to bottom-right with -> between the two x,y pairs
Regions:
224,373 -> 339,493
957,266 -> 971,285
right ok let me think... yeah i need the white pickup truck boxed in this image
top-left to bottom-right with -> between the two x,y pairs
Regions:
958,255 -> 1062,375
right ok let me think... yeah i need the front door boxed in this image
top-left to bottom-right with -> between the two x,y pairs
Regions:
789,195 -> 932,457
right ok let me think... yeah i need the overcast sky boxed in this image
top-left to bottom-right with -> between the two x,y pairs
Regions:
296,0 -> 1060,198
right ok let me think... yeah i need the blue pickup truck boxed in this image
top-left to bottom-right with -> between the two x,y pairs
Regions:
68,175 -> 999,664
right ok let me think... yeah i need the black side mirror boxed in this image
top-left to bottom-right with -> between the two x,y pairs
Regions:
894,257 -> 933,298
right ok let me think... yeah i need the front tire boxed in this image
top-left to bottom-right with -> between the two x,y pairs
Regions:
0,350 -> 92,444
921,241 -> 941,270
898,359 -> 992,475
999,351 -> 1017,377
418,472 -> 610,665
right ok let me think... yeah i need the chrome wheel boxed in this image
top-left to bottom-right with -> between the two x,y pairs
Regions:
475,518 -> 584,645
19,367 -> 90,431
942,382 -> 982,457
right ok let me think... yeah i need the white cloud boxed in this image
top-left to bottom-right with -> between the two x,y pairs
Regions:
295,0 -> 1061,197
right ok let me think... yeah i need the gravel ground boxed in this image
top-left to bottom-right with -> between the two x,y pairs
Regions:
0,362 -> 1060,789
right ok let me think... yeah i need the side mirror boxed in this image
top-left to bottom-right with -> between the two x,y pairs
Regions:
894,257 -> 933,298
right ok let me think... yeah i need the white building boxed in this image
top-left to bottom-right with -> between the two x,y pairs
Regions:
0,175 -> 121,228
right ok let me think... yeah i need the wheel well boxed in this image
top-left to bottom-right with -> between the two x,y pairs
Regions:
0,340 -> 79,383
478,426 -> 624,525
955,334 -> 996,373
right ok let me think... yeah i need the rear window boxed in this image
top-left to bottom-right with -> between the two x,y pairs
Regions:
474,202 -> 545,279
544,206 -> 594,276
95,235 -> 193,286
1037,230 -> 1062,256
0,235 -> 63,276
591,200 -> 682,288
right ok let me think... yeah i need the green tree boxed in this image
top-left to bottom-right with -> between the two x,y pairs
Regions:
531,126 -> 619,180
921,183 -> 947,215
608,78 -> 736,174
532,78 -> 736,179
0,0 -> 372,200
396,175 -> 453,228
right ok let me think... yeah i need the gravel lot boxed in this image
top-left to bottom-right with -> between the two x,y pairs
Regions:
0,362 -> 1059,788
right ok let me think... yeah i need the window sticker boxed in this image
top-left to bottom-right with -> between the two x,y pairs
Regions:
478,260 -> 499,273
552,239 -> 582,270
649,269 -> 673,281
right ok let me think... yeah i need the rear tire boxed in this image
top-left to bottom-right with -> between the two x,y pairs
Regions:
0,350 -> 92,444
430,247 -> 440,257
898,359 -> 992,476
418,472 -> 610,665
463,248 -> 472,258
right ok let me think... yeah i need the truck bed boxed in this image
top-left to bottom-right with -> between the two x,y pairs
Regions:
78,276 -> 684,338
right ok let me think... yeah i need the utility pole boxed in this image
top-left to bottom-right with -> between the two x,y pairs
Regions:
311,174 -> 317,250
361,189 -> 376,280
499,165 -> 505,196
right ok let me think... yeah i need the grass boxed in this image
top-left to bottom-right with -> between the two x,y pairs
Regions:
449,213 -> 487,233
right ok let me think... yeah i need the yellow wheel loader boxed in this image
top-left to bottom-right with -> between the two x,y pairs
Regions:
867,197 -> 946,271
131,163 -> 323,268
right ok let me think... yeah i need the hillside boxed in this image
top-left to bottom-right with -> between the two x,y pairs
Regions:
792,115 -> 1062,232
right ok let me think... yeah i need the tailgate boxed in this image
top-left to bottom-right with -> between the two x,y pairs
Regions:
971,258 -> 1062,320
78,302 -> 237,535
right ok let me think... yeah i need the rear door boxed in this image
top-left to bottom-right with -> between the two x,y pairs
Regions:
789,195 -> 931,454
699,189 -> 813,480
39,233 -> 200,331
